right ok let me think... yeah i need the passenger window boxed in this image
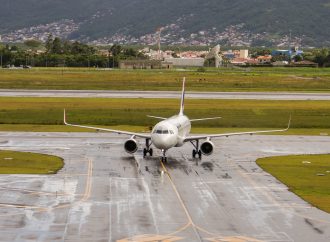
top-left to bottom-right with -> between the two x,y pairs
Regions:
156,130 -> 162,134
163,130 -> 169,134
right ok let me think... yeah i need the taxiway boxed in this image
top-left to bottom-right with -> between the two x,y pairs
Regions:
0,132 -> 329,241
0,89 -> 330,100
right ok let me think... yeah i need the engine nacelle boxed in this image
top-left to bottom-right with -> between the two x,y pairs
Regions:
124,139 -> 138,154
200,141 -> 214,156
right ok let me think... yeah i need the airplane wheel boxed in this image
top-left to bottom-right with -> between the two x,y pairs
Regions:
143,148 -> 147,158
192,149 -> 196,158
198,150 -> 202,159
149,148 -> 153,156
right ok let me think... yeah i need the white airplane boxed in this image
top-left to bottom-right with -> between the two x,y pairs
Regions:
64,78 -> 291,162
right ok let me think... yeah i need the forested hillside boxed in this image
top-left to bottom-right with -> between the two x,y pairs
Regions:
1,0 -> 329,46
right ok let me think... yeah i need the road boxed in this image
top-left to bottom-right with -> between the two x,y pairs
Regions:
0,89 -> 330,100
0,132 -> 329,241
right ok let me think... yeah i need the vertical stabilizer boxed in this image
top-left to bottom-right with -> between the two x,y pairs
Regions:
179,77 -> 185,115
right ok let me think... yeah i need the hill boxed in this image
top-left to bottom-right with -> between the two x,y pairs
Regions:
0,0 -> 329,46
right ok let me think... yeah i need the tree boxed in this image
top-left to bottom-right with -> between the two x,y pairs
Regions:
52,37 -> 62,54
45,34 -> 54,53
271,55 -> 289,62
251,48 -> 271,58
110,44 -> 122,56
313,48 -> 330,67
293,55 -> 303,62
24,39 -> 42,48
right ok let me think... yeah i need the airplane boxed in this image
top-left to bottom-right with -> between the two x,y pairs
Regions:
64,78 -> 291,162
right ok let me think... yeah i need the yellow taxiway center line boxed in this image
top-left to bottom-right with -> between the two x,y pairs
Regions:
161,160 -> 220,238
160,161 -> 193,224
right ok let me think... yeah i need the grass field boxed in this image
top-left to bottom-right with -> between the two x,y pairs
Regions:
0,67 -> 330,92
257,154 -> 330,213
0,97 -> 329,134
0,150 -> 64,174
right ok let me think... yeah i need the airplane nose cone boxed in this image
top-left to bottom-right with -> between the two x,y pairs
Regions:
152,134 -> 177,150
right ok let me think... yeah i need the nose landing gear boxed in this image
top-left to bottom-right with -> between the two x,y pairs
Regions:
143,138 -> 153,158
161,149 -> 167,163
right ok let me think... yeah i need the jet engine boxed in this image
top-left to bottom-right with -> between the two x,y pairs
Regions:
200,141 -> 214,156
124,139 -> 138,154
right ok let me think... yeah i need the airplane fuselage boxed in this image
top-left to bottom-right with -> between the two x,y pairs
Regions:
151,114 -> 191,150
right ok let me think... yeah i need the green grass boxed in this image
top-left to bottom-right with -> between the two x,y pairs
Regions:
0,97 -> 329,131
0,67 -> 330,92
0,150 -> 64,174
257,154 -> 330,213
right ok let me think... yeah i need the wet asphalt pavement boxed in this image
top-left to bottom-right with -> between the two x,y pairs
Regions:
0,132 -> 329,242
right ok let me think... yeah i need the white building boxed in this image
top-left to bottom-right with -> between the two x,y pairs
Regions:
164,58 -> 205,67
239,49 -> 249,59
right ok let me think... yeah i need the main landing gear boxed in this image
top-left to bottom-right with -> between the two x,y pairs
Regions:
190,140 -> 202,159
143,138 -> 153,158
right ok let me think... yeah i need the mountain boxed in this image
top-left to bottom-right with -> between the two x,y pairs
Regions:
0,0 -> 329,46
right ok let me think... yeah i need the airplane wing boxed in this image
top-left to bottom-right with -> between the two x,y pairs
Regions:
64,110 -> 151,139
184,116 -> 291,142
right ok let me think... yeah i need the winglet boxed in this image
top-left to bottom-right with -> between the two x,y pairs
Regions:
64,109 -> 67,125
179,77 -> 185,115
287,114 -> 292,130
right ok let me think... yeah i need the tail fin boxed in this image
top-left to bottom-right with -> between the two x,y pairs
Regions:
179,77 -> 185,115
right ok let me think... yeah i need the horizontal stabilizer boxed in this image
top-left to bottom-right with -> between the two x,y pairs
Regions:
147,115 -> 167,120
190,117 -> 222,122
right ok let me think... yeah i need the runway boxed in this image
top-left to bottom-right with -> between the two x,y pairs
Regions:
0,132 -> 329,241
1,89 -> 330,100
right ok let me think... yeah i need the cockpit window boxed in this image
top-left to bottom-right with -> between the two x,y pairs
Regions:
153,126 -> 172,135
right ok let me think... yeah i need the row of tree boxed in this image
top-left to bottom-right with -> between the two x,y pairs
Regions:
1,38 -> 330,67
0,37 -> 146,67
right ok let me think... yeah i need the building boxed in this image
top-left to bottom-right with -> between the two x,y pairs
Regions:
222,50 -> 235,60
119,60 -> 173,69
230,58 -> 248,66
239,49 -> 249,59
257,55 -> 272,64
164,58 -> 205,68
205,45 -> 222,67
272,47 -> 303,59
